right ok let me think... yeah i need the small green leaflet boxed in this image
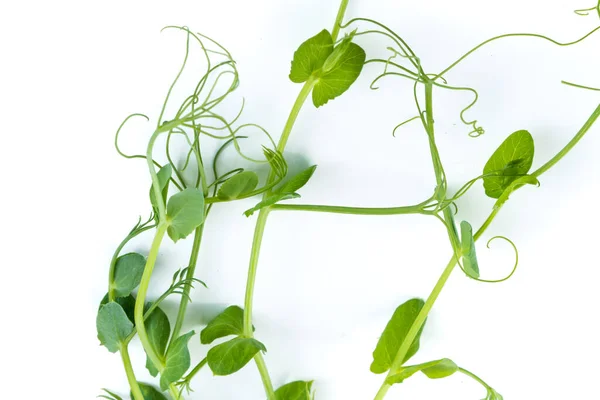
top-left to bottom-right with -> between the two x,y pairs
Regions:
275,165 -> 317,194
207,337 -> 267,375
275,380 -> 314,400
100,294 -> 136,324
385,358 -> 459,385
217,171 -> 259,200
275,381 -> 313,400
289,29 -> 366,107
460,221 -> 479,279
150,164 -> 172,211
111,252 -> 146,297
371,298 -> 426,374
312,35 -> 366,107
244,193 -> 300,217
483,130 -> 534,199
160,331 -> 195,390
244,165 -> 317,216
132,383 -> 168,400
200,305 -> 244,344
166,188 -> 205,242
97,302 -> 134,353
289,30 -> 334,83
145,307 -> 171,377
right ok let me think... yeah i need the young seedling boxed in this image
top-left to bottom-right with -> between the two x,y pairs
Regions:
96,1 -> 599,399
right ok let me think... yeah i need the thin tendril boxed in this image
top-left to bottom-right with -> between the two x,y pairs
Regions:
433,26 -> 600,80
431,81 -> 484,137
561,80 -> 600,91
158,27 -> 191,128
455,235 -> 520,284
392,115 -> 422,136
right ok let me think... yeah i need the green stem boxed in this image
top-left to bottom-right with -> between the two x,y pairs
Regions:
168,385 -> 182,400
182,357 -> 207,383
276,77 -> 318,154
120,344 -> 144,400
243,209 -> 270,337
242,77 -> 317,400
255,352 -> 276,399
242,2 -> 352,396
331,0 -> 350,42
374,102 -> 600,400
170,223 -> 205,342
134,223 -> 168,374
458,367 -> 490,389
531,103 -> 600,178
271,203 -> 428,215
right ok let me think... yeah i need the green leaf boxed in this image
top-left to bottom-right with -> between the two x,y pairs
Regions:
100,294 -> 136,325
460,221 -> 479,279
166,188 -> 205,242
200,305 -> 244,345
207,337 -> 267,376
244,193 -> 301,217
483,130 -> 535,199
276,165 -> 317,195
160,331 -> 195,390
290,30 -> 334,83
150,164 -> 172,211
217,171 -> 259,200
131,383 -> 168,400
371,298 -> 426,374
312,38 -> 366,107
145,307 -> 171,377
385,358 -> 459,385
111,252 -> 146,297
97,302 -> 134,353
275,380 -> 314,400
99,388 -> 123,400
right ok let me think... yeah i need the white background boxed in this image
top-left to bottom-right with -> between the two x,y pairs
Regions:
1,0 -> 599,399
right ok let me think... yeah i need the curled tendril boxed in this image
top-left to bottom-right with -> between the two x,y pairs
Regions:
574,1 -> 600,17
455,235 -> 520,284
114,113 -> 184,191
431,81 -> 484,137
114,113 -> 149,160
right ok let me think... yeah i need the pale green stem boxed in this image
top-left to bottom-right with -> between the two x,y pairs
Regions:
271,203 -> 428,215
134,223 -> 168,373
242,1 -> 353,396
332,0 -> 350,42
242,78 -> 317,400
170,223 -> 205,342
243,208 -> 271,337
255,352 -> 276,399
120,344 -> 144,400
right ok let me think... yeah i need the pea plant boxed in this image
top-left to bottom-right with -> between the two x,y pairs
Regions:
96,1 -> 600,399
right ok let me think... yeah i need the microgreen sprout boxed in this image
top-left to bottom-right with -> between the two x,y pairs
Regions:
96,1 -> 599,399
